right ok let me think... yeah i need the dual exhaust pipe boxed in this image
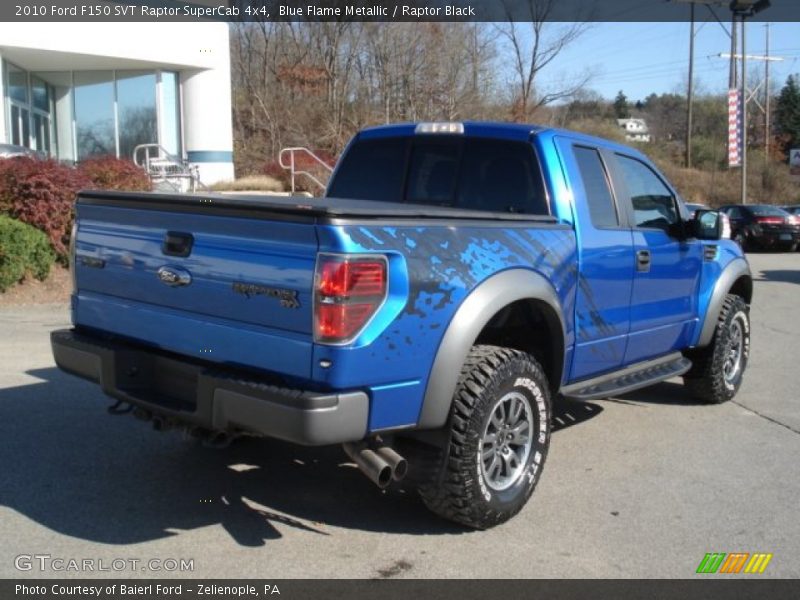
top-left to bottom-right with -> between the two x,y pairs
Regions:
343,442 -> 408,489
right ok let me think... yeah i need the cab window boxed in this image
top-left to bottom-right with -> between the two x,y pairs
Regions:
329,136 -> 549,215
616,155 -> 678,231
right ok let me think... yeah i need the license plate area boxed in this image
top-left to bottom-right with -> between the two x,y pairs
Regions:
112,349 -> 199,412
780,233 -> 792,241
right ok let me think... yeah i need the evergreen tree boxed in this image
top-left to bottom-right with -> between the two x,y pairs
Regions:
775,74 -> 800,151
613,90 -> 629,119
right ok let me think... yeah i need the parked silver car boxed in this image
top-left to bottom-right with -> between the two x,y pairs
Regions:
0,143 -> 41,159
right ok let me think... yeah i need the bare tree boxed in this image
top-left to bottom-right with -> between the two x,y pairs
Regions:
498,0 -> 591,121
229,22 -> 500,175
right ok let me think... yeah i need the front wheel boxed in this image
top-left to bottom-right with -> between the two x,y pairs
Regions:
419,345 -> 551,529
683,294 -> 750,404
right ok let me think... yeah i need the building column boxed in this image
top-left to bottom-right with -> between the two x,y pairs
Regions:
181,64 -> 235,185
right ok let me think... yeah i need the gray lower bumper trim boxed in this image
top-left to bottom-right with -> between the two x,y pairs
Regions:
51,329 -> 368,446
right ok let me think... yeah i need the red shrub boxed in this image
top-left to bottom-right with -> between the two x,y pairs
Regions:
78,156 -> 152,192
0,157 -> 90,258
0,156 -> 152,261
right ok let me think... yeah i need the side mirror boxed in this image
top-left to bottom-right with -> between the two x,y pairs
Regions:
693,209 -> 722,240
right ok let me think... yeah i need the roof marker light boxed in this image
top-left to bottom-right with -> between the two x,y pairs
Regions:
415,122 -> 465,135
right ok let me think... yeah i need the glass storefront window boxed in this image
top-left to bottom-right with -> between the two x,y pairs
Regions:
32,113 -> 50,153
35,71 -> 73,160
7,64 -> 28,103
10,104 -> 27,147
5,63 -> 182,162
117,70 -> 157,160
74,71 -> 115,159
31,76 -> 49,112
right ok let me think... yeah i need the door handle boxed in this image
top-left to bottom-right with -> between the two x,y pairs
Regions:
636,249 -> 651,272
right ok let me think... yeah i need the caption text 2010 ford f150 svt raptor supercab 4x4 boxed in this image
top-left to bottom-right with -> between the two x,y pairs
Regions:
52,122 -> 752,529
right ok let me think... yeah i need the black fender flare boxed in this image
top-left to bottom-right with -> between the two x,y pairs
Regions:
417,268 -> 566,429
696,257 -> 752,347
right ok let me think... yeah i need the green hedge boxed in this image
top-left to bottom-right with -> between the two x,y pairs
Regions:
0,215 -> 56,292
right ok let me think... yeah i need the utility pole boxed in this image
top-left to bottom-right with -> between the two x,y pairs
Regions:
727,0 -> 772,204
715,43 -> 785,192
741,17 -> 747,204
764,22 -> 771,159
686,2 -> 695,168
730,13 -> 738,88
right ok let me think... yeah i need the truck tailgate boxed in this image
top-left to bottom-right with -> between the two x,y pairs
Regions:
73,196 -> 318,379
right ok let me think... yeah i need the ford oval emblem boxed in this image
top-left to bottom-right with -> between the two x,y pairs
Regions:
157,266 -> 192,287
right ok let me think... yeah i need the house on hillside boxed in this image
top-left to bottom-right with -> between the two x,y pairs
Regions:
617,118 -> 651,143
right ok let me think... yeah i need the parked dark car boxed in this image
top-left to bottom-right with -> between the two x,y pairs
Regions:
780,205 -> 800,222
719,204 -> 799,251
780,206 -> 800,249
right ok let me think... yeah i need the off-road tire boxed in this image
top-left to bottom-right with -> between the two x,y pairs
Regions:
418,345 -> 551,529
683,294 -> 750,404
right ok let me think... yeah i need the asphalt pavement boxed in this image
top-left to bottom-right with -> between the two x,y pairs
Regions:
1,251 -> 798,578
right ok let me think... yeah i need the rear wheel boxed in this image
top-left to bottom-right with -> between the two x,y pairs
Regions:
418,345 -> 551,529
683,294 -> 750,404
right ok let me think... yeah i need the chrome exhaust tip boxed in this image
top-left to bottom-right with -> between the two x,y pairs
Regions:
343,443 -> 394,489
376,446 -> 408,481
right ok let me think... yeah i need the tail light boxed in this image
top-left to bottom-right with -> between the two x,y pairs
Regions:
755,216 -> 783,225
314,255 -> 387,343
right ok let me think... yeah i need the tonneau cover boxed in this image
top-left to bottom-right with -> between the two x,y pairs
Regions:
77,190 -> 559,223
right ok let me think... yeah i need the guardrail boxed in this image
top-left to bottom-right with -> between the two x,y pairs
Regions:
278,147 -> 334,194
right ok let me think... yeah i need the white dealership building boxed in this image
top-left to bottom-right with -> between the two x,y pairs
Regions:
0,22 -> 234,184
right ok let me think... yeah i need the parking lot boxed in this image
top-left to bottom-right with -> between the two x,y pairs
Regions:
1,251 -> 798,579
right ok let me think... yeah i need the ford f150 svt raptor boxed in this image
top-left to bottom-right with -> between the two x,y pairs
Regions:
52,122 -> 752,529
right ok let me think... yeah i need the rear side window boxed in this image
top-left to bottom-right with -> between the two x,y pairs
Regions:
328,136 -> 548,215
616,154 -> 678,230
327,137 -> 407,203
457,138 -> 547,214
572,146 -> 618,228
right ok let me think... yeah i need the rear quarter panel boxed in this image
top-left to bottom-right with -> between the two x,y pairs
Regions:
314,222 -> 577,431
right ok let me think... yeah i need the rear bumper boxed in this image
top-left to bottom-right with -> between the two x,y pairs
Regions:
51,329 -> 368,446
752,230 -> 799,246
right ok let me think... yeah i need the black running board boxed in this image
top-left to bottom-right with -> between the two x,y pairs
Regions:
560,353 -> 692,401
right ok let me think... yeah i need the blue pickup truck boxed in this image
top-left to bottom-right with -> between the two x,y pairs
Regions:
52,122 -> 752,529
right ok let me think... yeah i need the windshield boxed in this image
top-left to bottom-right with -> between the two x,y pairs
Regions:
749,205 -> 788,216
328,136 -> 549,215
